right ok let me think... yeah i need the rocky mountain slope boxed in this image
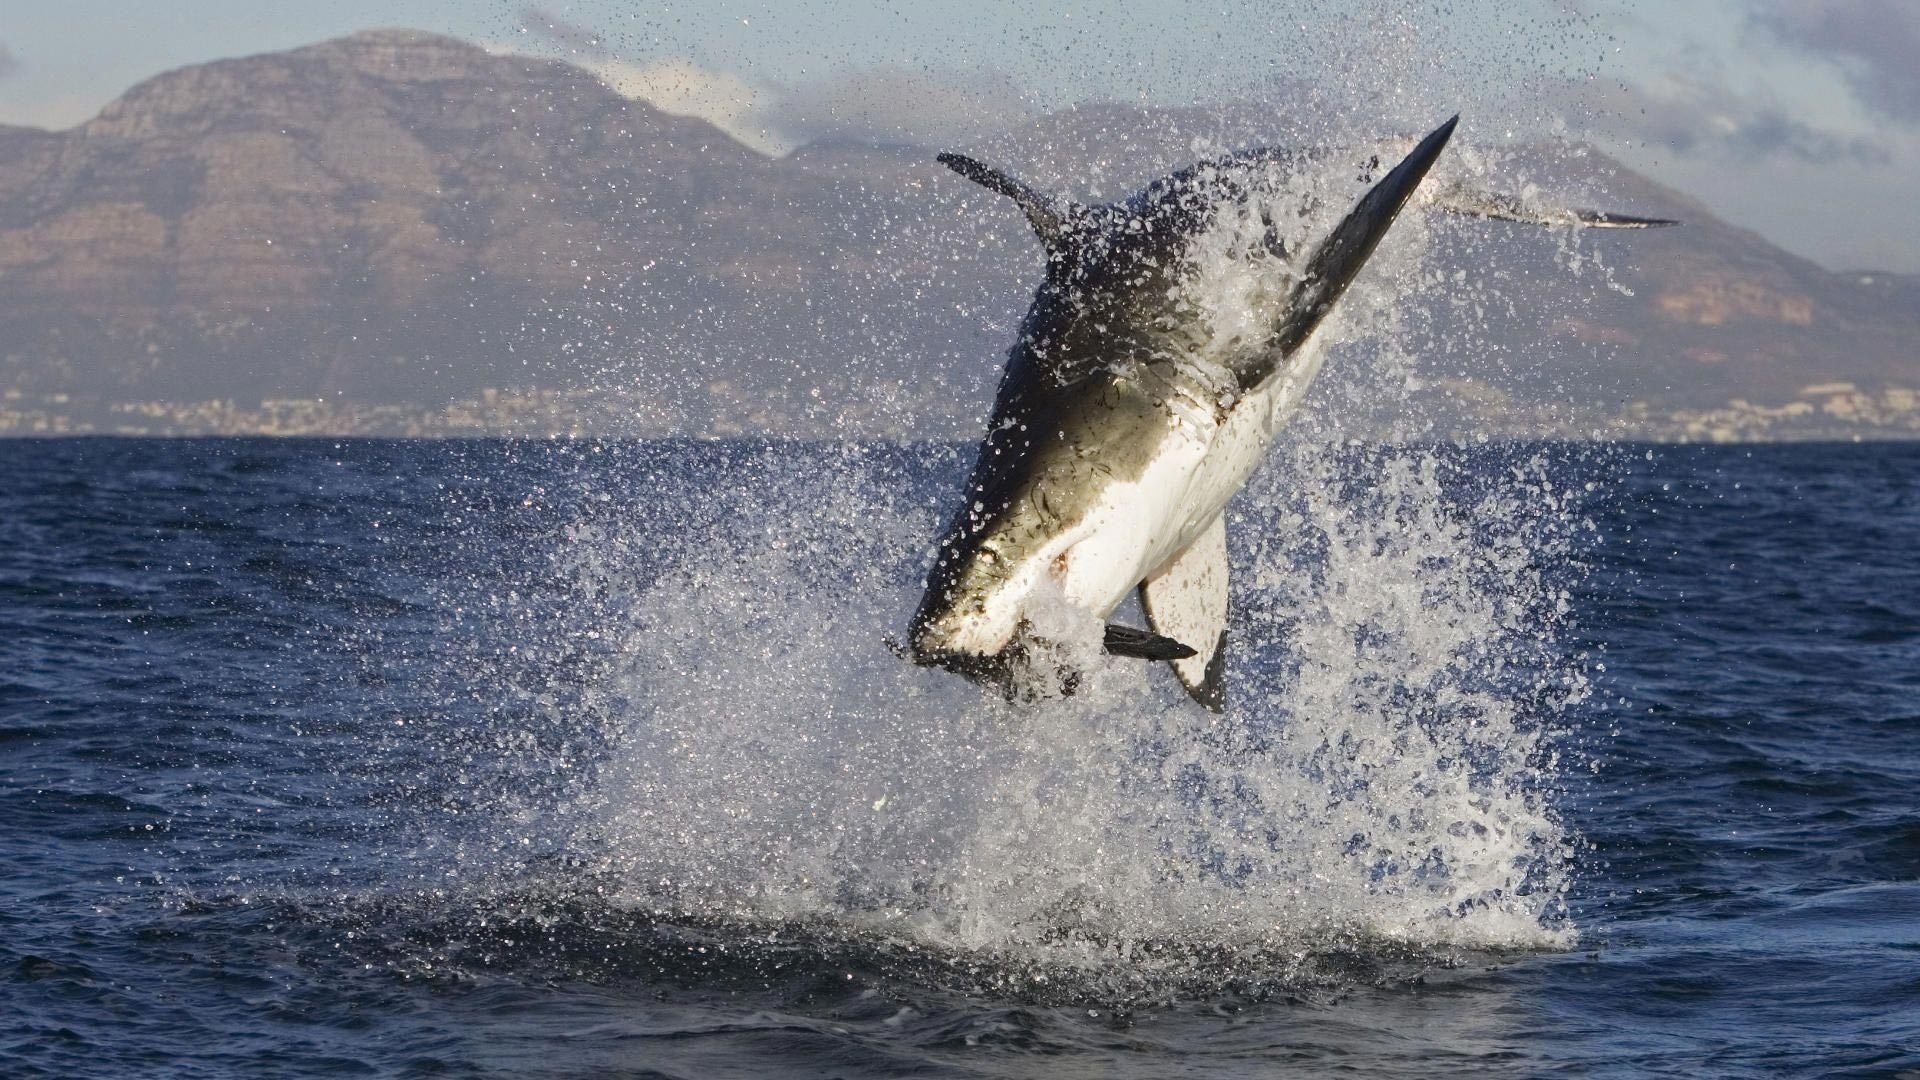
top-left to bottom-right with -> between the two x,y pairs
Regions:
1,30 -> 1914,437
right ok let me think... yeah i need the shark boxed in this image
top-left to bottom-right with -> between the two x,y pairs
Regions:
907,116 -> 1672,709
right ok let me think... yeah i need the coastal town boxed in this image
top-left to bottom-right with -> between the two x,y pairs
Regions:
5,379 -> 1919,442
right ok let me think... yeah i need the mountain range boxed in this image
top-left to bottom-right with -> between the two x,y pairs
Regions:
1,29 -> 1914,438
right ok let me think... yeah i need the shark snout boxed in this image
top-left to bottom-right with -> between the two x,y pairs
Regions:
908,591 -> 1010,667
909,541 -> 1031,667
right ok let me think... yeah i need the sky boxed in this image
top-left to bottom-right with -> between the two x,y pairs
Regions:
1,1 -> 1916,272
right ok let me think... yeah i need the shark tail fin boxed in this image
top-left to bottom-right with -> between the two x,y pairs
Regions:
1249,115 -> 1458,388
938,152 -> 1082,253
1430,183 -> 1678,229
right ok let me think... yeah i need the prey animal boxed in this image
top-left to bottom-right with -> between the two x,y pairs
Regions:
907,116 -> 1671,709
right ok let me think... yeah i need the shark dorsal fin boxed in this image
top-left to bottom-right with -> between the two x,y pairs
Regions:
938,152 -> 1083,255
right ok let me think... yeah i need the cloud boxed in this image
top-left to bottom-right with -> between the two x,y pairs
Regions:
514,7 -> 1031,156
760,68 -> 1032,149
593,58 -> 782,154
514,8 -> 781,152
518,7 -> 606,61
1568,70 -> 1888,165
0,42 -> 20,81
1753,0 -> 1920,124
587,62 -> 1034,158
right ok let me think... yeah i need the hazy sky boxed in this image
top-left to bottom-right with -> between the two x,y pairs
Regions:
2,1 -> 1915,272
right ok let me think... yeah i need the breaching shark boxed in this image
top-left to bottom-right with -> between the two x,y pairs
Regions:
908,116 -> 1672,709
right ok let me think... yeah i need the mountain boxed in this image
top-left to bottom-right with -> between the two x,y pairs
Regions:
1,30 -> 1915,438
916,105 -> 1920,433
1,31 -> 776,405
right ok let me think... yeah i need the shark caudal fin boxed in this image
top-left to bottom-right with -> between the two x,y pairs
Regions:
1139,515 -> 1231,711
1429,183 -> 1678,229
1237,115 -> 1458,389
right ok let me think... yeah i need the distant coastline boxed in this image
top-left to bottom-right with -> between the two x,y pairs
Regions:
6,31 -> 1918,447
6,379 -> 1918,443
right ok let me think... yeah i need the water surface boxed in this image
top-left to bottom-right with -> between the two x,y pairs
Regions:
2,438 -> 1916,1077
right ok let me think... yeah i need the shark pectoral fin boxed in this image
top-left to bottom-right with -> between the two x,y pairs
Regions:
937,152 -> 1084,253
1103,624 -> 1198,661
1140,515 -> 1230,711
1570,208 -> 1680,229
1431,184 -> 1678,229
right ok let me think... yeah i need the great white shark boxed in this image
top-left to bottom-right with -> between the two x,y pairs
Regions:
908,116 -> 1672,709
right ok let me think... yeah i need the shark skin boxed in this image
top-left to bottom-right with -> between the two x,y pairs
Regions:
906,116 -> 1669,709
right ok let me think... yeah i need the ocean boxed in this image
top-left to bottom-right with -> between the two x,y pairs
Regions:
2,436 -> 1916,1078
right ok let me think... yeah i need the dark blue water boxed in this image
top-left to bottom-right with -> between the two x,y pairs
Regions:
3,437 -> 1917,1078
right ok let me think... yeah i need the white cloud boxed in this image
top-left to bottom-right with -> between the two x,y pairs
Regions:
591,58 -> 786,154
510,6 -> 1030,156
512,5 -> 784,152
761,68 -> 1032,148
583,61 -> 1038,159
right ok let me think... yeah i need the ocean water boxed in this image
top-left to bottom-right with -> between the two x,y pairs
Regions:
2,436 -> 1917,1078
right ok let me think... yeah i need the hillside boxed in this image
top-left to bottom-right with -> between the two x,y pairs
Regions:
1,30 -> 1914,438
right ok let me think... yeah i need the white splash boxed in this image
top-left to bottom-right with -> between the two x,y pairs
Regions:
538,141 -> 1597,994
558,444 -> 1581,980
